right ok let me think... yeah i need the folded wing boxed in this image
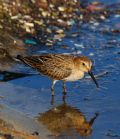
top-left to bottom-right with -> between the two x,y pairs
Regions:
17,54 -> 73,80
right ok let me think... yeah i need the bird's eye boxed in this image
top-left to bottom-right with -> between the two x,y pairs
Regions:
82,63 -> 85,66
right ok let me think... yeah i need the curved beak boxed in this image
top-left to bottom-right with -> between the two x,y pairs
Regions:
88,71 -> 99,88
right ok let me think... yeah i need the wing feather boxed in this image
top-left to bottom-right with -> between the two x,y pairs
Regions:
18,54 -> 73,80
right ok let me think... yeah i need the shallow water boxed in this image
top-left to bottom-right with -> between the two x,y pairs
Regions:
0,0 -> 120,139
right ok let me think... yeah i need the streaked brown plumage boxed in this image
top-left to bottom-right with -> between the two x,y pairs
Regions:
17,54 -> 99,95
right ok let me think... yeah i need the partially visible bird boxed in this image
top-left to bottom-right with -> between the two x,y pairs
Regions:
38,103 -> 99,137
17,54 -> 99,95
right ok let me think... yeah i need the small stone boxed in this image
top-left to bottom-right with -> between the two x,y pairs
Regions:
56,29 -> 64,34
58,6 -> 65,12
100,15 -> 106,20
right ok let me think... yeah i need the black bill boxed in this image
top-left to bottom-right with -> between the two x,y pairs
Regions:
88,71 -> 99,88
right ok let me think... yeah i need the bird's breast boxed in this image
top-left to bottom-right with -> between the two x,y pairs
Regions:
63,70 -> 84,82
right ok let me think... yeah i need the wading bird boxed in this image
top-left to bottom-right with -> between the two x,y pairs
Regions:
17,54 -> 99,96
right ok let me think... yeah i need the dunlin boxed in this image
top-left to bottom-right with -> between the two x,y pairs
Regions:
17,54 -> 99,95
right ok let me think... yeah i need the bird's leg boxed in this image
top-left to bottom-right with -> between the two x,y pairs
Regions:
62,81 -> 67,103
51,95 -> 58,111
63,81 -> 67,95
51,81 -> 54,96
51,80 -> 55,105
51,80 -> 58,111
51,80 -> 57,96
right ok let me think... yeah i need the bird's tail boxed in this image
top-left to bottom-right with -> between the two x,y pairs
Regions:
16,55 -> 23,61
16,55 -> 36,68
16,55 -> 27,64
16,55 -> 28,65
13,55 -> 23,62
16,55 -> 26,64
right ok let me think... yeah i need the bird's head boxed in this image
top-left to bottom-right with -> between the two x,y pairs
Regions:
75,56 -> 99,88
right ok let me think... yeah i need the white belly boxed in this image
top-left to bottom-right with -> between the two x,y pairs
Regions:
63,71 -> 84,82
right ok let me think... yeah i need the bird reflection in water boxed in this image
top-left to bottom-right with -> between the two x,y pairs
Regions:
37,103 -> 99,137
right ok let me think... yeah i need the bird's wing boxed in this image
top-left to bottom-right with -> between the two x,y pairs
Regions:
18,54 -> 73,80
